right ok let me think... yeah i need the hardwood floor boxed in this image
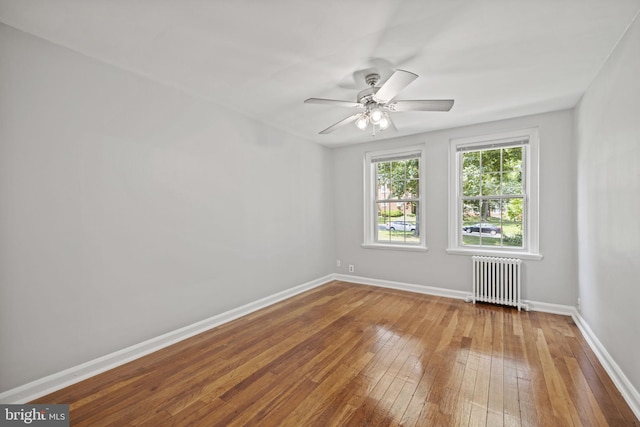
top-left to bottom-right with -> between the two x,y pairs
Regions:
33,281 -> 638,426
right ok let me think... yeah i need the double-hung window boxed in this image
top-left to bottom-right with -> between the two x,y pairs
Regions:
363,145 -> 426,251
447,128 -> 542,260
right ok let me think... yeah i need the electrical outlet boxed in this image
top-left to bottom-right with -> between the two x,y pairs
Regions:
336,260 -> 341,267
577,298 -> 581,311
348,265 -> 354,273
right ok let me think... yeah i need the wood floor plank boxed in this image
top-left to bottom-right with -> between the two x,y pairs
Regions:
566,334 -> 638,426
487,311 -> 505,427
309,292 -> 418,426
30,281 -> 638,426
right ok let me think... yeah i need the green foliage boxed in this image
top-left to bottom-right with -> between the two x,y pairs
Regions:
506,198 -> 523,222
377,210 -> 407,224
377,158 -> 419,200
462,147 -> 522,198
378,210 -> 404,219
502,233 -> 523,247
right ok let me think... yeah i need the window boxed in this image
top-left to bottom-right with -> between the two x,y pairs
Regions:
447,128 -> 542,260
363,145 -> 426,251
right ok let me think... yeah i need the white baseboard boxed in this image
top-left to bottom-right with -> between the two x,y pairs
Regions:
0,274 -> 333,404
572,311 -> 640,421
521,299 -> 576,316
334,274 -> 577,316
333,274 -> 470,301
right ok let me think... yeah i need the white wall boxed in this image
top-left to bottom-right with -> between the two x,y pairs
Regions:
575,16 -> 640,397
0,23 -> 334,393
333,110 -> 577,305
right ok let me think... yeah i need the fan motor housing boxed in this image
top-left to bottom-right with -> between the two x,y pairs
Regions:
357,87 -> 379,104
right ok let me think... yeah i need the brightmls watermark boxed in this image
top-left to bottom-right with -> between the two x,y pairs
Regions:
1,405 -> 68,426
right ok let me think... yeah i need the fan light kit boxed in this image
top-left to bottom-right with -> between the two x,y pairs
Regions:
304,69 -> 454,136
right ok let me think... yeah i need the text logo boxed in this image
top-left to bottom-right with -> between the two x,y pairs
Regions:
0,405 -> 69,426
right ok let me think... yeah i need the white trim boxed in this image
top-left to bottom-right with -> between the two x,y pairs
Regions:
445,247 -> 543,260
361,243 -> 428,252
521,299 -> 574,315
363,144 -> 427,249
447,127 -> 541,259
334,274 -> 469,301
0,275 -> 333,404
572,311 -> 640,421
333,274 -> 580,317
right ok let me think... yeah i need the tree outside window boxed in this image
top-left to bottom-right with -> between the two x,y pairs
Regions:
460,146 -> 524,248
376,157 -> 420,244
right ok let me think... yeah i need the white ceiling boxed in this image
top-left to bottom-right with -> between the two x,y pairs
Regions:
1,0 -> 639,146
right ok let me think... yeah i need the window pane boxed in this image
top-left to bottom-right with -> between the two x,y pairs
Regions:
481,173 -> 500,196
481,149 -> 501,173
463,200 -> 502,246
374,158 -> 419,201
377,202 -> 390,242
462,198 -> 524,248
377,184 -> 390,200
461,200 -> 481,246
463,151 -> 480,168
407,178 -> 419,199
502,170 -> 522,195
501,147 -> 523,195
462,152 -> 480,197
502,198 -> 524,248
391,179 -> 406,199
377,162 -> 391,200
462,171 -> 480,197
406,158 -> 419,179
502,147 -> 522,172
484,199 -> 502,247
377,201 -> 419,243
407,201 -> 419,237
389,203 -> 408,242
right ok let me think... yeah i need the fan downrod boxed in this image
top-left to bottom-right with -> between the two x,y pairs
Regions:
358,73 -> 382,104
365,73 -> 380,87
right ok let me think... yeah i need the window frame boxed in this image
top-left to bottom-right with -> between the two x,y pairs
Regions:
447,128 -> 542,260
362,145 -> 427,252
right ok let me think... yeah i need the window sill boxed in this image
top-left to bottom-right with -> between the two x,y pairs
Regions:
446,247 -> 543,260
362,243 -> 428,252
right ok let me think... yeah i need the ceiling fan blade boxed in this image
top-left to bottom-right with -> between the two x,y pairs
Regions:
319,114 -> 358,134
304,98 -> 363,108
387,99 -> 455,112
373,70 -> 418,103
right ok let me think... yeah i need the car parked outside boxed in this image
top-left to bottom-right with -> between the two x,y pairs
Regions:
384,221 -> 417,232
462,223 -> 502,235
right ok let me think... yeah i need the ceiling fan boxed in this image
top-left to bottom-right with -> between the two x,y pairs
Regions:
304,70 -> 454,135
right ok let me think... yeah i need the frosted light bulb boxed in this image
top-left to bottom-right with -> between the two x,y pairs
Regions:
355,115 -> 368,130
379,115 -> 389,130
370,108 -> 383,124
